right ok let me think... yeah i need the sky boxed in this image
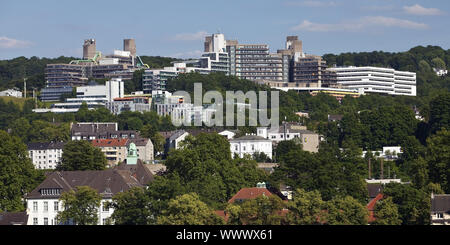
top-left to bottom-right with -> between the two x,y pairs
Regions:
1,0 -> 450,60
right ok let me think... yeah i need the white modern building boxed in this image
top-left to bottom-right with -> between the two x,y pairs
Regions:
230,135 -> 273,159
327,66 -> 416,96
0,89 -> 22,97
106,96 -> 152,115
362,146 -> 403,160
27,142 -> 65,169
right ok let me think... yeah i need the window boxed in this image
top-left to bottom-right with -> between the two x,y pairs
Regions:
33,201 -> 38,212
102,204 -> 109,212
103,218 -> 108,225
234,145 -> 238,151
44,218 -> 48,225
33,218 -> 38,225
251,144 -> 255,151
44,202 -> 48,212
54,201 -> 59,211
437,213 -> 444,219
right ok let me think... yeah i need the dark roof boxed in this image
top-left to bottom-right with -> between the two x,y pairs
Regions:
115,160 -> 155,185
168,130 -> 188,142
431,194 -> 450,212
231,135 -> 271,141
71,122 -> 117,135
27,142 -> 66,150
367,183 -> 383,199
328,114 -> 344,121
128,137 -> 150,147
160,131 -> 178,140
26,168 -> 148,199
0,212 -> 28,225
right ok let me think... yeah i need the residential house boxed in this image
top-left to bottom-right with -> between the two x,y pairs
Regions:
25,164 -> 153,225
431,194 -> 450,225
92,139 -> 128,166
27,142 -> 66,169
128,137 -> 154,163
230,135 -> 273,159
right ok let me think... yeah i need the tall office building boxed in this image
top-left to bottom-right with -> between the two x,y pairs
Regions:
291,55 -> 337,88
198,33 -> 229,74
123,39 -> 136,57
226,41 -> 285,82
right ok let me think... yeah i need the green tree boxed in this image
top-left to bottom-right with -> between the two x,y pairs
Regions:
58,140 -> 107,171
157,193 -> 224,225
0,130 -> 44,211
326,196 -> 369,225
56,186 -> 102,225
287,188 -> 326,225
371,197 -> 402,225
226,195 -> 286,225
429,93 -> 450,134
431,57 -> 446,70
426,129 -> 450,192
110,187 -> 154,225
140,124 -> 165,156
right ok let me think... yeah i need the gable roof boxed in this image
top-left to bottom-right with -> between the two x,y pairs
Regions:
92,138 -> 128,147
0,212 -> 28,225
228,187 -> 273,203
367,193 -> 384,223
367,183 -> 383,199
431,194 -> 450,212
26,169 -> 145,200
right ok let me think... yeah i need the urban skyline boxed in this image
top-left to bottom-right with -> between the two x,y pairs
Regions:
1,0 -> 450,60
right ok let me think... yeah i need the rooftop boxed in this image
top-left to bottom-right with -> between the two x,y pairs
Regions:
92,138 -> 128,147
228,187 -> 273,203
27,142 -> 66,150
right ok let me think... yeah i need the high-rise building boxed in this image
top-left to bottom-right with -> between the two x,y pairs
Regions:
291,55 -> 337,88
123,39 -> 136,57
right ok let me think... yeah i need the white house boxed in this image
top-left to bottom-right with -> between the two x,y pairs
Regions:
25,165 -> 153,225
0,89 -> 22,98
218,130 -> 237,140
27,142 -> 66,169
230,135 -> 273,159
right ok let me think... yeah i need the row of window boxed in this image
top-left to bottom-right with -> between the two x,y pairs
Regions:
32,201 -> 110,212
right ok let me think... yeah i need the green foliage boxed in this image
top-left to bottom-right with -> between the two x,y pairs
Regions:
140,124 -> 165,156
286,188 -> 326,225
139,56 -> 180,69
383,183 -> 430,225
326,196 -> 369,225
371,197 -> 402,225
157,193 -> 224,225
58,140 -> 107,171
426,129 -> 450,192
429,93 -> 450,134
226,195 -> 286,225
110,187 -> 154,225
56,186 -> 102,225
0,130 -> 44,211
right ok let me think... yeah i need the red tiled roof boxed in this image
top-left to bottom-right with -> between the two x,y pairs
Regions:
367,193 -> 384,223
215,210 -> 229,223
228,187 -> 273,203
91,138 -> 128,147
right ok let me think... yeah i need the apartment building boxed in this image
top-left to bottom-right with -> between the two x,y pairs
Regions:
106,96 -> 151,115
70,122 -> 138,141
292,55 -> 337,88
230,135 -> 273,159
92,138 -> 128,166
431,193 -> 450,225
27,142 -> 65,169
327,66 -> 416,96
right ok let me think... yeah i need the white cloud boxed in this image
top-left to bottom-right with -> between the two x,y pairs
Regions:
292,16 -> 428,32
171,50 -> 203,59
403,4 -> 444,16
285,1 -> 337,7
0,37 -> 33,49
172,31 -> 208,41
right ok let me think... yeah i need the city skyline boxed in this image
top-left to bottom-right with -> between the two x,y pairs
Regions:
1,0 -> 449,60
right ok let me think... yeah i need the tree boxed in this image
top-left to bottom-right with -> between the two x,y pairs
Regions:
0,130 -> 44,211
326,196 -> 369,225
383,183 -> 430,225
371,197 -> 402,225
157,193 -> 224,225
431,57 -> 446,70
429,93 -> 450,134
56,186 -> 102,225
287,188 -> 326,225
226,195 -> 286,225
140,124 -> 165,156
58,140 -> 107,171
110,187 -> 154,225
426,129 -> 450,192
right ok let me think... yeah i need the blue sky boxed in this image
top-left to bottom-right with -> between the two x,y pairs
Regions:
1,0 -> 449,60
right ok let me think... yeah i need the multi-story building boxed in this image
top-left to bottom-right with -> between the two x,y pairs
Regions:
229,135 -> 273,159
27,142 -> 65,169
25,162 -> 153,225
257,123 -> 320,153
106,96 -> 152,115
226,41 -> 285,83
70,122 -> 138,141
292,55 -> 337,88
92,139 -> 128,166
199,33 -> 229,74
327,66 -> 417,96
128,137 -> 154,164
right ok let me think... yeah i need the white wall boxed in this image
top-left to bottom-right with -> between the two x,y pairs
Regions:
29,148 -> 63,169
230,140 -> 273,159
